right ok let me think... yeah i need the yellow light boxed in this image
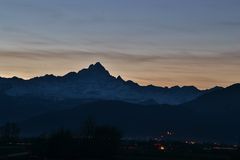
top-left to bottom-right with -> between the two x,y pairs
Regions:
160,146 -> 165,151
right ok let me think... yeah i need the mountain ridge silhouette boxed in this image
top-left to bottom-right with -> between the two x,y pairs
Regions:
0,62 -> 224,90
0,62 -> 218,105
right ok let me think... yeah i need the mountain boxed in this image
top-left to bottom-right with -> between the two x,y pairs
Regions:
20,84 -> 240,143
2,62 -> 239,143
178,83 -> 240,143
182,83 -> 240,113
0,62 -> 214,105
20,100 -> 185,137
0,62 -> 213,127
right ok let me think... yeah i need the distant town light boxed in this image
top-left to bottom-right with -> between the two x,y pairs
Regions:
160,146 -> 165,151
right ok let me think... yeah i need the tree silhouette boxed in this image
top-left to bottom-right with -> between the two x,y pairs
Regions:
80,116 -> 96,138
46,129 -> 76,159
31,119 -> 122,159
0,122 -> 20,143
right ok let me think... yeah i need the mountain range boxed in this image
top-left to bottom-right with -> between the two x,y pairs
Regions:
0,62 -> 239,143
0,62 -> 220,105
20,83 -> 240,143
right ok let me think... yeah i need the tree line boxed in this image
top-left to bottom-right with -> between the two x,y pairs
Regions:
0,118 -> 122,159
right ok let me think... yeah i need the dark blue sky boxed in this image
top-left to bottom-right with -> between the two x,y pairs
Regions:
0,0 -> 240,88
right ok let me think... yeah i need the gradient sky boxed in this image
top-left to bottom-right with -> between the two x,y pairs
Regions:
0,0 -> 240,89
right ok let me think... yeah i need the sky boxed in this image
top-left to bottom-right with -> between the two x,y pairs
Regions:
0,0 -> 240,89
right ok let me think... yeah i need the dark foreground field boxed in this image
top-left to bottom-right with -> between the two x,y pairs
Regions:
0,122 -> 239,160
0,139 -> 240,160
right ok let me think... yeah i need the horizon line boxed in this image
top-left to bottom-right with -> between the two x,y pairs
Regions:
0,61 -> 232,91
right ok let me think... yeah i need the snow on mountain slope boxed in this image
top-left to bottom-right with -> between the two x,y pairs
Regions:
1,62 -> 209,105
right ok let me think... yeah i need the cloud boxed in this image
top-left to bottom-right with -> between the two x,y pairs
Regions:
0,26 -> 65,46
